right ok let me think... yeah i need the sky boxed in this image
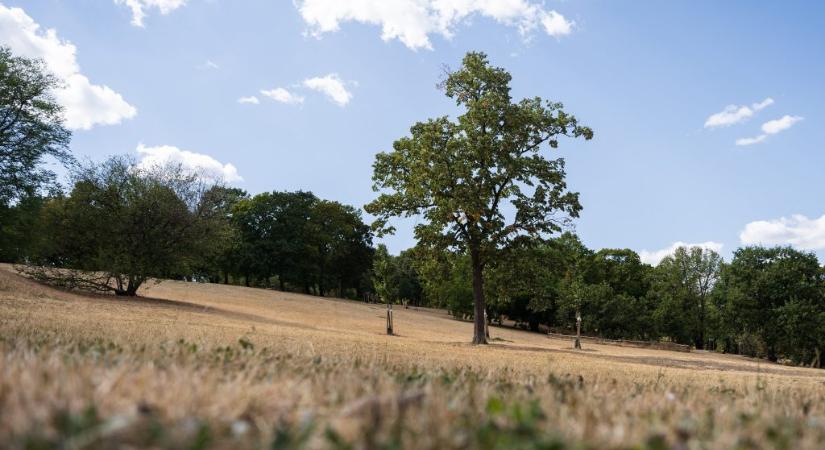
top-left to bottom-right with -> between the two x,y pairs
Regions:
2,0 -> 824,264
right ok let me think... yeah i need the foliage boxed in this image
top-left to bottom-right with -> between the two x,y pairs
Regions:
0,194 -> 49,262
716,246 -> 825,364
411,245 -> 473,317
372,245 -> 425,306
21,156 -> 220,295
366,51 -> 592,343
195,186 -> 249,283
372,244 -> 395,303
648,247 -> 721,348
310,199 -> 374,297
0,47 -> 72,206
230,191 -> 373,296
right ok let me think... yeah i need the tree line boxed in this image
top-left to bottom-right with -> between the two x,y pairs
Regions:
374,235 -> 825,366
8,156 -> 374,298
2,46 -> 824,366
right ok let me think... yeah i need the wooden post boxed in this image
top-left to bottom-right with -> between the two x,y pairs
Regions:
484,309 -> 490,340
386,302 -> 394,335
574,312 -> 582,350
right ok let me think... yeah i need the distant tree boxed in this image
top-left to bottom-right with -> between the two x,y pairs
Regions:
232,191 -> 317,289
371,247 -> 423,306
777,297 -> 825,367
486,241 -> 558,331
366,52 -> 592,344
592,249 -> 651,300
557,278 -> 615,337
395,249 -> 423,305
718,246 -> 824,362
310,199 -> 373,297
197,186 -> 248,283
0,47 -> 72,206
231,191 -> 373,295
412,245 -> 474,317
23,156 -> 219,296
0,194 -> 52,262
649,246 -> 722,349
486,234 -> 589,332
372,244 -> 396,304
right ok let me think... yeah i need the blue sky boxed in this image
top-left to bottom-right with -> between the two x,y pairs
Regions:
3,1 -> 824,263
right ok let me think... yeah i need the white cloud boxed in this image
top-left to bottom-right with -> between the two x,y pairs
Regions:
200,59 -> 219,70
237,96 -> 260,105
761,114 -> 803,135
0,4 -> 137,130
114,0 -> 187,27
704,97 -> 773,128
302,74 -> 352,106
735,114 -> 803,146
740,214 -> 825,250
260,87 -> 305,105
136,144 -> 243,183
735,135 -> 767,146
295,0 -> 574,51
639,241 -> 724,266
540,10 -> 573,36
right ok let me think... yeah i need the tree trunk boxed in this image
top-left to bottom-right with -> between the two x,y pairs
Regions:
767,345 -> 778,362
470,247 -> 487,345
121,276 -> 141,296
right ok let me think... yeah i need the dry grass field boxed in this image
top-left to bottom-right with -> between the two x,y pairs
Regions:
2,264 -> 825,449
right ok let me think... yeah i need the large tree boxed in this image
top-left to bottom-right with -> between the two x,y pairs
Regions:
24,157 -> 219,296
0,47 -> 72,206
366,52 -> 592,344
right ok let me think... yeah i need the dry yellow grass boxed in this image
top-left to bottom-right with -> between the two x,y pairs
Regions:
1,264 -> 825,449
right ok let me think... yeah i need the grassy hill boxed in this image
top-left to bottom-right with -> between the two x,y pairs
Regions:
1,264 -> 824,449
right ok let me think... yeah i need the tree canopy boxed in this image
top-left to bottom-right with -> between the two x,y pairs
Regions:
231,191 -> 373,295
24,157 -> 219,296
0,47 -> 72,206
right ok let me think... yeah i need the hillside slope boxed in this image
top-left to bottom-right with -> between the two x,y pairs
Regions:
2,265 -> 825,449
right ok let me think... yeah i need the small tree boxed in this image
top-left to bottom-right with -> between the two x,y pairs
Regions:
366,52 -> 592,344
23,156 -> 219,296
